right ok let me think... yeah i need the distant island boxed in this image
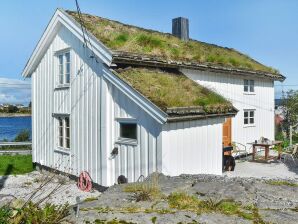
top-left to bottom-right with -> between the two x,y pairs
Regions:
0,103 -> 31,117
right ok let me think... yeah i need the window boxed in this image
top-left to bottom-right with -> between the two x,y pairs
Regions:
244,79 -> 254,92
244,110 -> 255,125
120,123 -> 137,140
56,116 -> 70,149
57,51 -> 70,85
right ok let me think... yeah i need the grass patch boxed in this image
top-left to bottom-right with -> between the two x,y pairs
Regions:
123,173 -> 162,201
115,67 -> 232,110
0,155 -> 34,175
168,192 -> 262,221
67,11 -> 280,74
265,180 -> 298,187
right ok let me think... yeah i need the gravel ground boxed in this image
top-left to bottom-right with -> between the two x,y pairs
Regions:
225,159 -> 298,180
0,170 -> 101,206
66,173 -> 298,224
1,158 -> 298,224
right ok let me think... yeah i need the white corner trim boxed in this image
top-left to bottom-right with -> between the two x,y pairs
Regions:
22,8 -> 113,78
103,67 -> 168,124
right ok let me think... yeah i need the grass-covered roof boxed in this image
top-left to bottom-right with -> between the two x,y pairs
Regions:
114,67 -> 235,116
66,10 -> 281,75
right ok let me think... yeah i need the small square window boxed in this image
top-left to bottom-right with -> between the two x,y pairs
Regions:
244,79 -> 254,93
244,110 -> 255,125
120,123 -> 137,140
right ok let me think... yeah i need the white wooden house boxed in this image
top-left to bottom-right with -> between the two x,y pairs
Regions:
22,9 -> 284,186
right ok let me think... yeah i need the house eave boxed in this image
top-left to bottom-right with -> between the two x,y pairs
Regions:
112,51 -> 285,81
167,111 -> 237,123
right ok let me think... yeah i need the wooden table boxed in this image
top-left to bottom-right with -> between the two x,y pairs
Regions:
248,141 -> 282,161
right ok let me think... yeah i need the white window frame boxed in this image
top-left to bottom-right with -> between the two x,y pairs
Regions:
244,79 -> 255,93
55,49 -> 71,88
115,118 -> 138,145
55,115 -> 70,150
244,109 -> 255,127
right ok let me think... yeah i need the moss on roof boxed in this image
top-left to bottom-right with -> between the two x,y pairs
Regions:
114,67 -> 233,112
66,10 -> 279,74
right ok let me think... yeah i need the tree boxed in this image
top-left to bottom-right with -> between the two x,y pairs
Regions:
15,129 -> 30,142
7,105 -> 19,113
281,90 -> 298,138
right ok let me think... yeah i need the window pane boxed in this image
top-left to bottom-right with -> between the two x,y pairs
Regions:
250,118 -> 254,124
59,65 -> 63,75
59,137 -> 63,147
244,85 -> 248,92
65,52 -> 70,63
65,138 -> 70,149
244,111 -> 248,118
59,55 -> 63,65
59,127 -> 63,137
59,75 -> 63,84
65,128 -> 70,138
244,80 -> 249,85
66,63 -> 70,74
250,85 -> 254,92
58,118 -> 63,126
250,111 -> 254,118
65,73 -> 70,84
120,123 -> 137,139
244,118 -> 248,125
65,117 -> 69,128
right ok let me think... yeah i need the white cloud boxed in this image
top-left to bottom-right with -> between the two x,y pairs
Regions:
0,77 -> 31,105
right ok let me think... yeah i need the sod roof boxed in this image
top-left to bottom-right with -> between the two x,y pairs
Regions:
114,67 -> 237,119
66,10 -> 284,79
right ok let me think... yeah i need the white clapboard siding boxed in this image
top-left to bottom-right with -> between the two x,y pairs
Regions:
105,83 -> 162,185
161,118 -> 224,176
32,25 -> 105,184
182,69 -> 275,151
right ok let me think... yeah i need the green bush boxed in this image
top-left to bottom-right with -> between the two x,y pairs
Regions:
12,202 -> 69,224
0,206 -> 12,224
15,129 -> 30,142
0,202 -> 69,224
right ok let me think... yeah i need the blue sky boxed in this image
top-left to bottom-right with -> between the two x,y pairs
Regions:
0,0 -> 297,104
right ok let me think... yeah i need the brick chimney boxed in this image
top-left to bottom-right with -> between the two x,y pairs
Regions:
172,17 -> 189,41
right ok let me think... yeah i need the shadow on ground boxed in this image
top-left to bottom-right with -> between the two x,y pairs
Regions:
0,164 -> 13,190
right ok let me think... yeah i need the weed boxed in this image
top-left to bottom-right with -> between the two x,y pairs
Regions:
6,201 -> 69,224
23,181 -> 33,186
151,216 -> 157,224
110,33 -> 129,47
265,180 -> 298,187
168,192 -> 264,222
124,173 -> 162,201
291,206 -> 298,212
84,197 -> 98,202
137,34 -> 163,49
95,218 -> 136,224
0,206 -> 12,224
